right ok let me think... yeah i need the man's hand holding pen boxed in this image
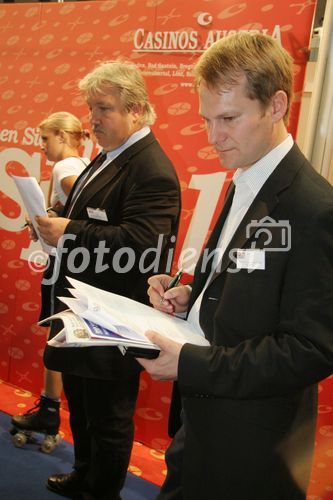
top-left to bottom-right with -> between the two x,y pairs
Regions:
35,216 -> 70,247
138,271 -> 190,379
22,217 -> 39,242
160,268 -> 183,304
147,271 -> 190,315
22,207 -> 59,239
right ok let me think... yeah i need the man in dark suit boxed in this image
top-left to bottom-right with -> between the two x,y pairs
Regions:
140,33 -> 333,499
35,61 -> 181,499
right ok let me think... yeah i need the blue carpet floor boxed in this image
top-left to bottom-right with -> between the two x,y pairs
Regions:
0,411 -> 159,499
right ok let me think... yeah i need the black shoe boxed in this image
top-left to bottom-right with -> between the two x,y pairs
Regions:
46,471 -> 84,498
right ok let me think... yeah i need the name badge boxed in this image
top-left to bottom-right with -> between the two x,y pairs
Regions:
236,249 -> 265,270
86,207 -> 108,221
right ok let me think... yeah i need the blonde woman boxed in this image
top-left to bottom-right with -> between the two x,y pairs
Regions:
11,112 -> 90,452
40,111 -> 90,210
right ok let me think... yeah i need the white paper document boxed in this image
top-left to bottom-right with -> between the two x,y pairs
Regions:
42,277 -> 210,354
11,175 -> 54,254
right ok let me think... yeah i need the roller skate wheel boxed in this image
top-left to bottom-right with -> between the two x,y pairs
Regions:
13,432 -> 28,448
40,434 -> 60,453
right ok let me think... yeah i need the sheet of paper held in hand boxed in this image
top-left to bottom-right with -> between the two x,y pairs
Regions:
11,175 -> 54,255
41,276 -> 210,353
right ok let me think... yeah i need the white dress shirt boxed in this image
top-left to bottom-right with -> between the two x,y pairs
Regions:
187,134 -> 294,336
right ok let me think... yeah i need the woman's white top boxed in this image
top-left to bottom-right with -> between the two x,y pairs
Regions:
50,156 -> 90,208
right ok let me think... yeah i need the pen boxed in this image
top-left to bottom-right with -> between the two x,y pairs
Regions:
160,268 -> 183,304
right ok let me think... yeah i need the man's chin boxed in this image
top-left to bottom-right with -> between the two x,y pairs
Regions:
93,131 -> 104,140
94,135 -> 107,148
218,156 -> 237,170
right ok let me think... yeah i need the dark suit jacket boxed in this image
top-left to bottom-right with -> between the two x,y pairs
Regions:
43,131 -> 181,380
177,145 -> 333,499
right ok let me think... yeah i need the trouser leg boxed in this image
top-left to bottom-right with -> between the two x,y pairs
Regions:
84,374 -> 140,500
157,424 -> 185,500
62,373 -> 91,478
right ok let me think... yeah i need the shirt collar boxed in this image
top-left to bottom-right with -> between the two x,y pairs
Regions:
233,134 -> 294,197
104,126 -> 151,162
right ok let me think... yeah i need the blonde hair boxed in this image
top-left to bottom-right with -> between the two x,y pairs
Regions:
194,32 -> 294,124
78,60 -> 156,126
39,111 -> 89,148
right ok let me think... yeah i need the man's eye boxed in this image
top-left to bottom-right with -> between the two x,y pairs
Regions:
224,117 -> 235,122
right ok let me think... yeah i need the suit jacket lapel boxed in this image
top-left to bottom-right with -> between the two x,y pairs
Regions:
67,162 -> 120,218
64,132 -> 158,218
214,198 -> 273,276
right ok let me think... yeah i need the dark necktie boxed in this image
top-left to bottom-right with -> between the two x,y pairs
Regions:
66,152 -> 107,215
188,180 -> 235,307
79,152 -> 107,191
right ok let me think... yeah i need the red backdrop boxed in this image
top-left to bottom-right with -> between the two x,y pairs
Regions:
0,0 -> 323,452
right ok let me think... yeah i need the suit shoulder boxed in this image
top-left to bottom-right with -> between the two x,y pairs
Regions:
130,138 -> 179,181
294,160 -> 333,209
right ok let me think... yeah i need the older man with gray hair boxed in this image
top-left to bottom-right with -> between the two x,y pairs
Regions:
36,60 -> 181,499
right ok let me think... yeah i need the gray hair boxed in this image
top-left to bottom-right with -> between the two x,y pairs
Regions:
79,60 -> 156,126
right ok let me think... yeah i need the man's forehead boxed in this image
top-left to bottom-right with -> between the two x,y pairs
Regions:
200,74 -> 247,94
200,81 -> 256,111
199,84 -> 235,104
86,87 -> 119,102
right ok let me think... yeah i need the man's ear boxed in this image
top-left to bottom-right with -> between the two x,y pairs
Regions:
130,103 -> 143,122
271,90 -> 288,123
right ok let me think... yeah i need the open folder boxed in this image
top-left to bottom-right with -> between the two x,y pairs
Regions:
40,277 -> 210,358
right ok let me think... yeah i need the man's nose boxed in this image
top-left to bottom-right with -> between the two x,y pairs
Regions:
90,108 -> 100,124
207,122 -> 227,145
